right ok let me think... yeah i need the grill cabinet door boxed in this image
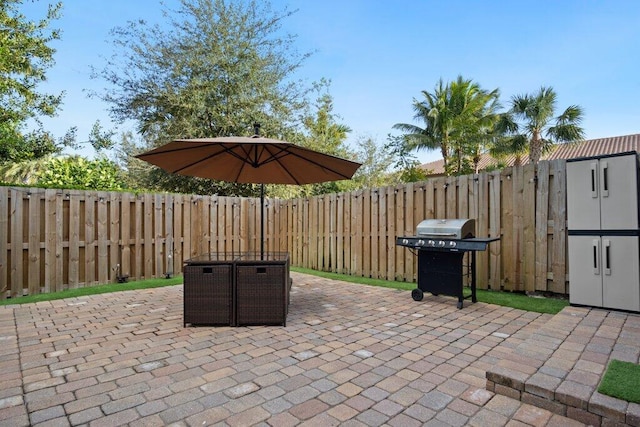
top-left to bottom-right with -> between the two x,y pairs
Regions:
568,236 -> 603,307
602,236 -> 640,312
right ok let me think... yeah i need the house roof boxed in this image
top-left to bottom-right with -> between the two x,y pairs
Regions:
419,133 -> 640,175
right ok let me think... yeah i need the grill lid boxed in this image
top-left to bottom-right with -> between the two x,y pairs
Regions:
416,219 -> 475,239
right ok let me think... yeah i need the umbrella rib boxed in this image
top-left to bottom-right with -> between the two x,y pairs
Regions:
269,146 -> 357,181
168,143 -> 257,175
262,145 -> 303,184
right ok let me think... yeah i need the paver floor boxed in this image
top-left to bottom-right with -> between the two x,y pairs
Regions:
0,272 -> 587,426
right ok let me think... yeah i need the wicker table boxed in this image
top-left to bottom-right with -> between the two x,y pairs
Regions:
183,252 -> 290,327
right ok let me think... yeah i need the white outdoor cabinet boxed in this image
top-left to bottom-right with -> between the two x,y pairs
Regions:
568,235 -> 640,311
567,153 -> 638,230
567,152 -> 640,312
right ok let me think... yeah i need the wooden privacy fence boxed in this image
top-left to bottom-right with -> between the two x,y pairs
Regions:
0,159 -> 568,299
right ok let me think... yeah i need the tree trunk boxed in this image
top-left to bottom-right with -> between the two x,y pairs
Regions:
441,145 -> 449,174
529,131 -> 543,164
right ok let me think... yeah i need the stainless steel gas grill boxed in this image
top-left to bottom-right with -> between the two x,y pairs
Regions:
396,219 -> 499,309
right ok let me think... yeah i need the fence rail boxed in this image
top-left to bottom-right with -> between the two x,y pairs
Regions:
0,159 -> 568,299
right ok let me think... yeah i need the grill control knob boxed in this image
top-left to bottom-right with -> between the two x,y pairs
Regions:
417,239 -> 425,246
428,240 -> 435,246
437,240 -> 445,247
449,241 -> 457,247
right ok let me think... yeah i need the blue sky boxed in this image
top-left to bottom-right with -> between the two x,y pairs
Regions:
20,0 -> 640,164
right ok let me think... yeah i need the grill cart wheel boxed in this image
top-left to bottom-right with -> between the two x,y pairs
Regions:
411,288 -> 424,301
457,301 -> 463,309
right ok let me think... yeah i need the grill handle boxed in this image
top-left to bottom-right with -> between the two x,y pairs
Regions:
417,232 -> 457,237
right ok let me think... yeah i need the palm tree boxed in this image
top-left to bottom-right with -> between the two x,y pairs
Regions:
446,78 -> 501,174
393,79 -> 452,171
495,87 -> 584,164
393,76 -> 500,175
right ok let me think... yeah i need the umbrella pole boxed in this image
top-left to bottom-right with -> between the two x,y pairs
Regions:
260,183 -> 264,260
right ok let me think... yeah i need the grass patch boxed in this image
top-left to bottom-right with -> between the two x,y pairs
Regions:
291,266 -> 568,314
598,359 -> 640,403
0,276 -> 183,306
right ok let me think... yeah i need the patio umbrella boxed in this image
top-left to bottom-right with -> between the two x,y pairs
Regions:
136,131 -> 361,257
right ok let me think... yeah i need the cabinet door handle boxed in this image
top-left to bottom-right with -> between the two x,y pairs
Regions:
590,162 -> 598,198
604,239 -> 611,276
601,161 -> 609,197
593,239 -> 600,275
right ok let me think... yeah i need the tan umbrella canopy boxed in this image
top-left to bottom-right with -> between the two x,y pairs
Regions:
136,133 -> 361,256
136,135 -> 361,185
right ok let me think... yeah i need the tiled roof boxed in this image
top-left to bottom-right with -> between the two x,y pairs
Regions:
419,133 -> 640,175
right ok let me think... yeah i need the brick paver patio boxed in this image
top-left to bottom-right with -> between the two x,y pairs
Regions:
0,272 -> 598,426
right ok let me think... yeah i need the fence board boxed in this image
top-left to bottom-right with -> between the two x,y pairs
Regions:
369,191 -> 379,278
458,176 -> 469,219
173,195 -> 184,274
535,162 -> 550,291
28,190 -> 40,295
362,189 -> 371,278
120,193 -> 131,279
85,192 -> 96,286
476,173 -> 489,288
551,160 -> 568,294
523,164 -> 537,291
0,187 -> 7,296
310,196 -> 318,270
97,192 -> 109,284
343,193 -> 352,274
133,195 -> 143,279
44,189 -> 57,294
446,176 -> 457,219
401,184 -> 412,281
164,194 -> 174,277
240,198 -> 249,254
109,192 -> 120,283
511,166 -> 525,291
489,171 -> 501,289
410,183 -> 425,282
354,190 -> 364,277
142,194 -> 152,278
154,194 -> 164,277
394,186 -> 404,281
189,196 -> 201,260
10,189 -> 24,297
385,186 -> 395,281
323,195 -> 331,270
10,190 -> 23,296
377,188 -> 386,279
435,178 -> 446,219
